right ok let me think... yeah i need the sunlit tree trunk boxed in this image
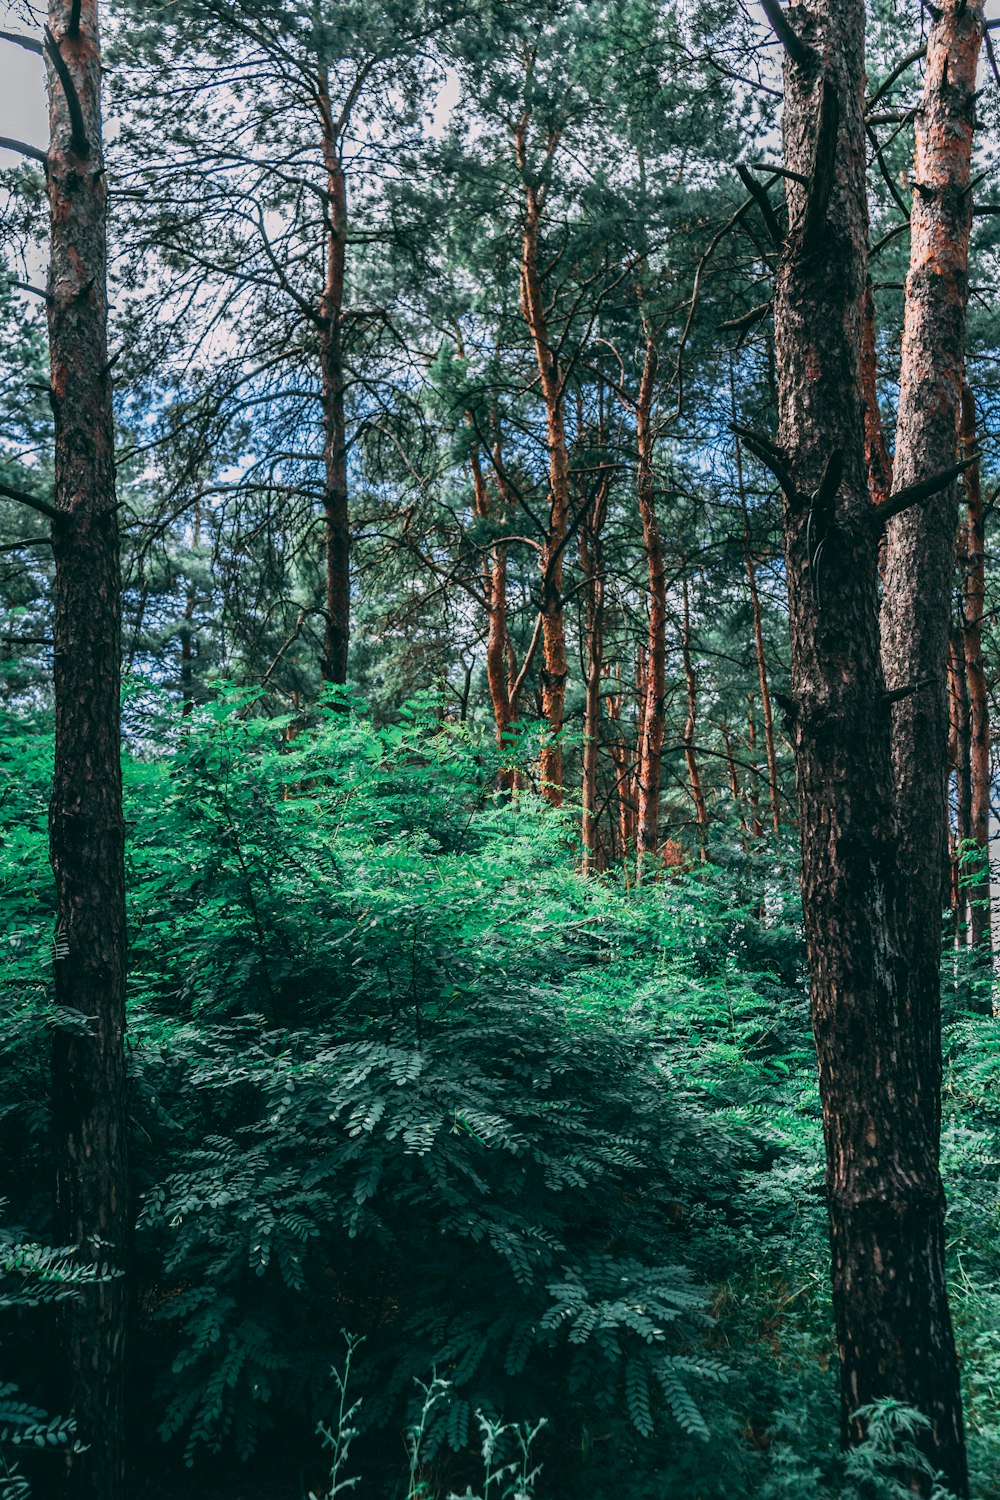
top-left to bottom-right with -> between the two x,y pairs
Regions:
45,2 -> 128,1494
772,1 -> 968,1486
881,0 -> 984,1122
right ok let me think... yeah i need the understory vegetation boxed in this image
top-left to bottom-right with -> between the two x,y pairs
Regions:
2,695 -> 998,1498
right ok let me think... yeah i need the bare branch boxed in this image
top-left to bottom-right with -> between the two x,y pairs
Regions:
0,479 -> 61,523
803,79 -> 840,251
736,164 -> 783,247
875,455 -> 980,527
0,28 -> 43,55
759,0 -> 817,70
0,136 -> 46,164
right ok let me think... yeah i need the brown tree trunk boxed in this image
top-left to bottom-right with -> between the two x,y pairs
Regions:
515,125 -> 570,804
634,322 -> 666,874
861,277 -> 893,510
746,694 -> 763,840
948,628 -> 972,939
773,1 -> 967,1488
44,4 -> 128,1495
959,385 -> 991,955
732,400 -> 780,834
579,519 -> 604,873
470,443 -> 516,777
317,67 -> 350,685
881,0 -> 984,1111
605,665 -> 635,865
680,579 -> 707,850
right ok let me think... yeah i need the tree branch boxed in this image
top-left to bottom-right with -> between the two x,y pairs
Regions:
0,136 -> 46,165
736,163 -> 783,247
0,480 -> 61,523
803,79 -> 840,251
874,455 -> 980,527
759,0 -> 816,70
0,28 -> 43,55
43,26 -> 89,157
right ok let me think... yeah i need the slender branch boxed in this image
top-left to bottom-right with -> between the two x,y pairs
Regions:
719,300 -> 772,334
866,45 -> 926,112
736,164 -> 783,247
5,278 -> 49,300
0,136 -> 46,164
749,161 -> 809,185
874,455 -> 980,527
0,28 -> 43,55
0,535 -> 51,554
510,611 -> 545,706
0,480 -> 61,523
731,424 -> 801,504
759,0 -> 816,70
68,0 -> 81,37
44,26 -> 89,157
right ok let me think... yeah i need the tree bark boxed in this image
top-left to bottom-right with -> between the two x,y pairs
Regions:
579,516 -> 604,873
881,0 -> 984,1108
861,276 -> 893,510
948,628 -> 972,939
317,66 -> 350,685
772,2 -> 967,1488
732,408 -> 780,834
959,385 -> 991,955
634,322 -> 667,874
680,579 -> 707,850
44,3 -> 128,1495
516,125 -> 570,804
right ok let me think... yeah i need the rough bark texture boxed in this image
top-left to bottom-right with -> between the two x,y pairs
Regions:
880,0 -> 984,1110
44,3 -> 128,1496
773,2 -> 967,1489
634,326 -> 666,872
959,386 -> 991,953
317,67 -> 350,685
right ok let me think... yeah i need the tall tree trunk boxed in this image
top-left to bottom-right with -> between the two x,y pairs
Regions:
515,129 -> 570,803
469,440 -> 520,791
579,519 -> 604,873
746,694 -> 763,840
317,67 -> 350,685
605,665 -> 635,865
772,2 -> 967,1488
959,385 -> 991,955
732,402 -> 780,834
948,628 -> 972,940
45,3 -> 128,1495
634,322 -> 666,873
861,277 -> 893,510
680,579 -> 707,850
880,0 -> 984,1119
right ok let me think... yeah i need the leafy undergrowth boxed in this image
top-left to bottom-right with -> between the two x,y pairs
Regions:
2,692 -> 998,1497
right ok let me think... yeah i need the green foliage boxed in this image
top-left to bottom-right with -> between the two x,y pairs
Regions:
3,695 -> 1000,1496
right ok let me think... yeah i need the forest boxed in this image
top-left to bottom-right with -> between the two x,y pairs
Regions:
2,0 -> 1000,1496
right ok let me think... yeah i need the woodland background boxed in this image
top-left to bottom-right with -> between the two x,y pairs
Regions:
3,1 -> 1000,1497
